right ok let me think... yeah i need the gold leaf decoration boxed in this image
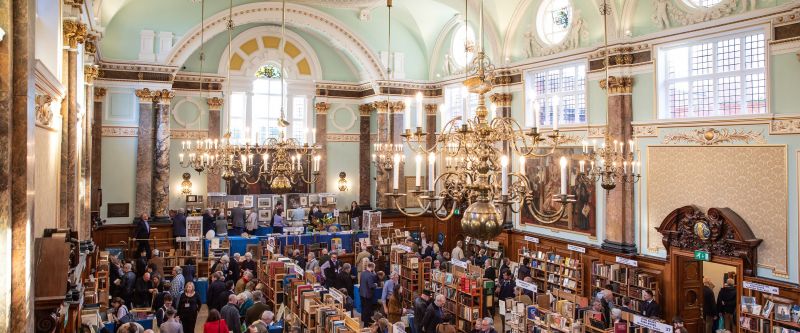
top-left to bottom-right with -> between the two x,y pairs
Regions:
662,128 -> 765,145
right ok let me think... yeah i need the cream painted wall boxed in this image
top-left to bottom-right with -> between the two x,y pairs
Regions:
703,261 -> 737,296
34,125 -> 62,237
169,138 -> 208,210
100,137 -> 138,224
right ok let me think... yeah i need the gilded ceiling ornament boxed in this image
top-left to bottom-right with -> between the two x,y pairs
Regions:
35,95 -> 54,127
632,125 -> 657,137
389,101 -> 405,114
315,102 -> 330,114
206,97 -> 224,111
599,76 -> 634,94
662,128 -> 765,145
655,0 -> 738,28
489,93 -> 512,107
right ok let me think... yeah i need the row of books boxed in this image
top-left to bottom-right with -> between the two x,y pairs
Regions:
522,250 -> 581,268
546,273 -> 579,289
531,262 -> 580,278
591,262 -> 630,284
742,296 -> 800,323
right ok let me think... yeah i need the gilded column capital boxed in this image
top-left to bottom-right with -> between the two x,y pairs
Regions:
372,100 -> 389,113
135,88 -> 156,103
425,104 -> 438,115
315,102 -> 330,114
389,101 -> 405,114
153,89 -> 175,105
489,93 -> 512,107
359,104 -> 373,116
35,95 -> 54,127
94,88 -> 107,102
207,97 -> 224,111
599,76 -> 634,94
63,20 -> 87,49
84,34 -> 98,55
84,65 -> 99,85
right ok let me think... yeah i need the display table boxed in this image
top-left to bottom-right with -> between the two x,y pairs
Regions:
204,231 -> 368,256
353,285 -> 382,314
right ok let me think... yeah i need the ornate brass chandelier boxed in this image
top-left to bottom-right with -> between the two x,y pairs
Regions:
179,0 -> 321,193
386,0 -> 575,241
578,0 -> 640,190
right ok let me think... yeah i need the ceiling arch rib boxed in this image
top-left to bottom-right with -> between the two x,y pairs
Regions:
166,2 -> 385,82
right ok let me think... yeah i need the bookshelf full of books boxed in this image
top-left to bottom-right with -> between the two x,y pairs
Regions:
502,295 -> 586,333
740,287 -> 800,333
590,259 -> 661,315
184,216 -> 203,256
427,263 -> 489,332
391,250 -> 432,309
518,248 -> 584,296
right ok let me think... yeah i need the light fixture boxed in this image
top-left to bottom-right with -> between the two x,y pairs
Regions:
337,172 -> 349,192
372,0 -> 401,173
386,0 -> 574,241
579,0 -> 640,190
181,173 -> 193,195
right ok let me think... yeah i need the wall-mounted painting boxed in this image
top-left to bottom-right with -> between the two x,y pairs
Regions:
300,196 -> 308,207
520,148 -> 596,237
286,194 -> 301,209
257,197 -> 272,209
107,203 -> 129,218
258,209 -> 271,222
308,194 -> 320,206
242,195 -> 254,208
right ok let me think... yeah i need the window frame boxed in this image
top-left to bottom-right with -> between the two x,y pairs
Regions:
523,60 -> 588,128
450,23 -> 476,69
656,27 -> 770,120
536,0 -> 573,46
442,83 -> 481,131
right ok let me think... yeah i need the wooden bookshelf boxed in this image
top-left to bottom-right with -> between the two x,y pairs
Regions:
739,279 -> 800,333
184,216 -> 203,256
518,248 -> 584,297
590,259 -> 662,315
427,263 -> 489,332
391,250 -> 432,309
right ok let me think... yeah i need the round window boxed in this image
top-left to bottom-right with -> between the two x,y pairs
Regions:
451,24 -> 476,68
536,0 -> 573,45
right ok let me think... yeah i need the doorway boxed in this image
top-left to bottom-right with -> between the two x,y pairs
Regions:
671,249 -> 743,333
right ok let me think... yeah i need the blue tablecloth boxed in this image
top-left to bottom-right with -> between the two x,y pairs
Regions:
195,279 -> 208,304
353,285 -> 383,313
254,226 -> 273,236
104,318 -> 153,332
204,232 -> 368,257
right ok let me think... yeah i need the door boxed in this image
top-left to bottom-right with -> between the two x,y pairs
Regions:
676,254 -> 704,332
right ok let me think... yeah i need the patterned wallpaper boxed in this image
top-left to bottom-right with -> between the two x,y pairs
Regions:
647,145 -> 788,275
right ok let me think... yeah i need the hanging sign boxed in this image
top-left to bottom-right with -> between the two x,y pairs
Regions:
207,192 -> 227,197
292,264 -> 304,277
392,244 -> 412,253
616,256 -> 639,267
742,281 -> 779,295
451,259 -> 468,269
516,279 -> 538,293
567,244 -> 586,253
693,250 -> 710,261
633,315 -> 673,333
524,236 -> 540,244
328,288 -> 344,304
377,223 -> 394,228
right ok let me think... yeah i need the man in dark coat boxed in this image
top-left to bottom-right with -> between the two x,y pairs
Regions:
358,262 -> 378,325
321,253 -> 342,288
245,291 -> 270,326
641,289 -> 662,319
421,294 -> 446,333
717,278 -> 737,332
133,272 -> 154,308
134,213 -> 152,259
227,254 -> 240,283
496,270 -> 516,300
215,280 -> 235,314
703,278 -> 718,333
230,203 -> 246,235
517,257 -> 531,280
413,290 -> 432,333
172,208 -> 187,238
207,271 -> 226,311
336,263 -> 355,298
202,209 -> 215,235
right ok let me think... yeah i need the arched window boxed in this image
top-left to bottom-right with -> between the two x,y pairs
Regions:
228,64 -> 310,144
451,24 -> 476,68
536,0 -> 572,46
682,0 -> 724,8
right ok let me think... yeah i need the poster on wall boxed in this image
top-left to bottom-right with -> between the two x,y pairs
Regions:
300,196 -> 308,207
308,194 -> 320,206
242,195 -> 254,208
520,148 -> 597,237
257,196 -> 272,208
258,209 -> 271,222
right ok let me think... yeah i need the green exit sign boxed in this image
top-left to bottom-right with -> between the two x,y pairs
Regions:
694,250 -> 710,261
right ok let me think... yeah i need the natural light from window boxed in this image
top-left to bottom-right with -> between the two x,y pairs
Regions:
451,24 -> 476,68
658,30 -> 766,119
536,0 -> 572,45
524,62 -> 587,127
443,84 -> 479,130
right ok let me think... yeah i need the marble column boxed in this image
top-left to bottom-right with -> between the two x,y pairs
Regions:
358,104 -> 372,205
4,0 -> 36,330
134,88 -> 155,217
91,88 -> 106,214
425,104 -> 437,150
314,102 -> 329,193
152,90 -> 174,218
206,97 -> 223,193
64,36 -> 80,229
81,65 -> 99,239
600,76 -> 636,254
373,101 -> 390,208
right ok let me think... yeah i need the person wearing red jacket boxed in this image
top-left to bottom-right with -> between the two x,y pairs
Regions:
203,309 -> 228,333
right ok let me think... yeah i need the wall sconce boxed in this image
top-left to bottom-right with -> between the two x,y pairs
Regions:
337,172 -> 349,192
181,172 -> 193,195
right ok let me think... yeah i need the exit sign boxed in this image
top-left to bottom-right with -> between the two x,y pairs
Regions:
694,250 -> 710,261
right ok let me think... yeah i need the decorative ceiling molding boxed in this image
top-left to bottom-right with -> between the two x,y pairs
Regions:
291,0 -> 380,8
655,0 -> 738,29
326,133 -> 361,142
662,128 -> 765,145
633,125 -> 658,138
164,2 -> 384,81
35,95 -> 55,129
587,126 -> 607,138
171,129 -> 208,140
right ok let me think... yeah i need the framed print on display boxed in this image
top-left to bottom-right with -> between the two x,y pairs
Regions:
308,194 -> 320,205
257,197 -> 272,208
300,196 -> 308,207
227,201 -> 239,209
258,209 -> 271,222
186,195 -> 198,202
242,195 -> 254,208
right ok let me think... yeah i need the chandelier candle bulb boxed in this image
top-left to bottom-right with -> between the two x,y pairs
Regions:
560,156 -> 568,195
579,160 -> 585,173
404,97 -> 412,131
416,92 -> 423,128
428,152 -> 436,191
415,154 -> 422,187
393,153 -> 401,190
623,161 -> 628,174
262,154 -> 269,167
179,153 -> 184,163
501,155 -> 509,195
519,156 -> 526,172
533,102 -> 540,129
629,140 -> 634,153
241,155 -> 248,168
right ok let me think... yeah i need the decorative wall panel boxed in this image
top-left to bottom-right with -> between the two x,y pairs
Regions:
647,145 -> 788,275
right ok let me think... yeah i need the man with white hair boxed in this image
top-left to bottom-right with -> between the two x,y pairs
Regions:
260,310 -> 275,327
381,271 -> 399,314
305,252 -> 319,272
229,252 -> 241,282
480,317 -> 497,333
172,208 -> 187,239
422,294 -> 446,332
221,294 -> 242,333
451,240 -> 465,261
169,266 -> 184,301
241,252 -> 257,278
